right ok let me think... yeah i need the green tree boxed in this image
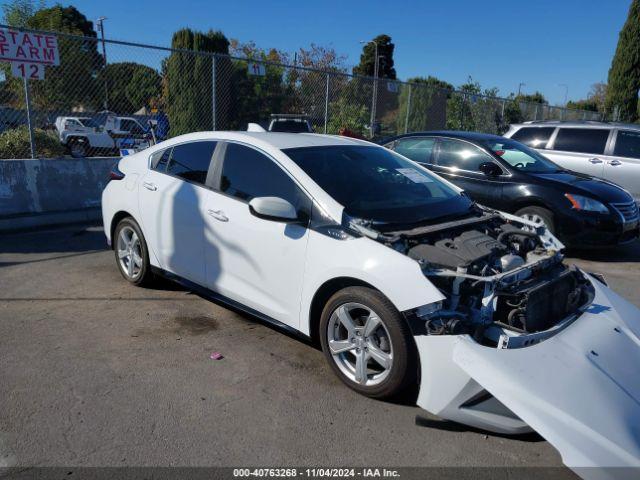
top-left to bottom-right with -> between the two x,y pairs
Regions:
352,34 -> 396,79
25,5 -> 102,110
396,76 -> 452,133
566,99 -> 598,112
96,62 -> 161,113
605,0 -> 640,121
126,67 -> 161,112
2,0 -> 44,27
165,28 -> 230,135
516,92 -> 547,104
446,78 -> 503,133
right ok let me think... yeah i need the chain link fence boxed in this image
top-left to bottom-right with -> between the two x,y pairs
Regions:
0,25 -> 605,159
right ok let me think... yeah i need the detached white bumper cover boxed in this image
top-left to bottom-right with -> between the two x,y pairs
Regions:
419,278 -> 640,478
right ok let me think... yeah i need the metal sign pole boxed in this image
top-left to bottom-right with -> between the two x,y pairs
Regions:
23,77 -> 36,159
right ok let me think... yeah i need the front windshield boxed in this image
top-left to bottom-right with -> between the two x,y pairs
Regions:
78,118 -> 100,129
484,139 -> 561,173
284,145 -> 473,225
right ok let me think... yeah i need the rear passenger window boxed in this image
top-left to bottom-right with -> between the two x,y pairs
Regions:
220,143 -> 306,210
511,127 -> 555,149
393,137 -> 435,163
150,147 -> 172,171
166,141 -> 217,185
553,128 -> 609,155
614,130 -> 640,159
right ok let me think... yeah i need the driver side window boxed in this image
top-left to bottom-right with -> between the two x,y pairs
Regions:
436,138 -> 496,172
220,143 -> 310,214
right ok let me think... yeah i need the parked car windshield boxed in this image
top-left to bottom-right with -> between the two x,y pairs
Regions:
284,145 -> 473,225
483,139 -> 561,173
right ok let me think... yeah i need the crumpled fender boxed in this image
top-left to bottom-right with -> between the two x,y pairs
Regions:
416,276 -> 640,479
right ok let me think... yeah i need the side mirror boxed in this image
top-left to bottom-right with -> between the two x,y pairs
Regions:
249,196 -> 298,222
479,162 -> 502,177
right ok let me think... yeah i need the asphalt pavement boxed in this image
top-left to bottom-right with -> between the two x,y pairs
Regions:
1,224 -> 638,473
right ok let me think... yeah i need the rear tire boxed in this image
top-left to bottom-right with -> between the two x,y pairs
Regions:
516,206 -> 555,234
68,138 -> 88,158
113,217 -> 154,286
319,286 -> 417,400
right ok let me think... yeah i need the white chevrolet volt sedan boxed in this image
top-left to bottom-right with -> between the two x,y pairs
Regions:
103,131 -> 640,476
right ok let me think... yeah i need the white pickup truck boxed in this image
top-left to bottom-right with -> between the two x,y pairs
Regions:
55,116 -> 150,158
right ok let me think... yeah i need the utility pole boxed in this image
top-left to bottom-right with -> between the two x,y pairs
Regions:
517,82 -> 526,97
360,40 -> 379,138
96,17 -> 109,111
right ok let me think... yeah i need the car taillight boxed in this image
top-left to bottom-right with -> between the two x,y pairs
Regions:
109,163 -> 125,181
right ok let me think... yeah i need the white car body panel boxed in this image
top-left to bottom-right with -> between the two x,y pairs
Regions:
102,131 -> 640,477
417,277 -> 640,476
203,188 -> 310,329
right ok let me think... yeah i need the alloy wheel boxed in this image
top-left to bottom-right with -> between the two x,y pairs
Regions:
117,225 -> 143,280
326,302 -> 393,387
520,212 -> 548,229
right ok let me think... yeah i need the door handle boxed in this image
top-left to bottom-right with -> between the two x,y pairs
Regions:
608,159 -> 622,166
588,158 -> 603,164
207,209 -> 228,222
143,181 -> 157,191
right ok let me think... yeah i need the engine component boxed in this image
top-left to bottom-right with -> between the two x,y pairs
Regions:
408,230 -> 506,270
500,254 -> 525,272
494,268 -> 589,332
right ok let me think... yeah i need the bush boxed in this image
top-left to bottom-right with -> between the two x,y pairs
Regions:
0,126 -> 66,159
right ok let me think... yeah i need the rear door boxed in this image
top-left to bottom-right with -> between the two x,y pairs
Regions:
390,136 -> 436,165
430,137 -> 504,207
139,141 -> 217,285
545,128 -> 610,178
202,142 -> 312,329
605,129 -> 640,201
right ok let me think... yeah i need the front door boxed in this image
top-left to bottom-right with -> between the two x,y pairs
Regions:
430,137 -> 503,208
203,142 -> 312,329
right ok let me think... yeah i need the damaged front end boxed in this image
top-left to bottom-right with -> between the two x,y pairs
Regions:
350,209 -> 640,477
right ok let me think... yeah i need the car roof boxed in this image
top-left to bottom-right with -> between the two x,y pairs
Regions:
385,130 -> 506,143
160,131 -> 373,150
510,120 -> 640,130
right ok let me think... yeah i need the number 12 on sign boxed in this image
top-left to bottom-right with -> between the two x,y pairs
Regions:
11,62 -> 45,80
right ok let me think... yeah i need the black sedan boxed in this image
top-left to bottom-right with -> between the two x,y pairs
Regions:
383,131 -> 639,247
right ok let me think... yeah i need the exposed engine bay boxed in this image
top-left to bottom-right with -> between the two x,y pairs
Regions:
349,210 -> 595,348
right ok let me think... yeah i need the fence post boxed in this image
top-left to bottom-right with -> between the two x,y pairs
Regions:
534,103 -> 539,121
404,84 -> 412,134
324,73 -> 329,134
23,77 -> 35,159
501,99 -> 506,125
211,55 -> 217,131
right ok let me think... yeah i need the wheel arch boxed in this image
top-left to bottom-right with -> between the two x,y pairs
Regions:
508,196 -> 554,214
308,276 -> 384,346
110,210 -> 135,249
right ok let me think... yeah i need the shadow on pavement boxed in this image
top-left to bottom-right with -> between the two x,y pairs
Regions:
0,223 -> 106,254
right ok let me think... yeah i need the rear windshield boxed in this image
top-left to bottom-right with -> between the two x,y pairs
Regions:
270,120 -> 311,133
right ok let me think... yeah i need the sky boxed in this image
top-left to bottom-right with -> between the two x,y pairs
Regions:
12,0 -> 634,105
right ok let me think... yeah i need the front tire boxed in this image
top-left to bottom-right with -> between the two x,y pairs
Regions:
113,217 -> 154,286
516,205 -> 555,234
319,287 -> 417,399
